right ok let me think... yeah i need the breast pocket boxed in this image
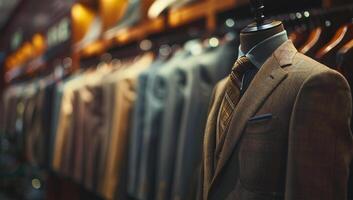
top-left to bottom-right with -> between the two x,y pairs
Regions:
239,114 -> 287,194
245,114 -> 278,140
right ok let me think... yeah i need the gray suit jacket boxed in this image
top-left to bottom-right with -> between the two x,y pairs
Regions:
171,39 -> 237,200
127,59 -> 165,198
137,51 -> 190,200
154,50 -> 192,200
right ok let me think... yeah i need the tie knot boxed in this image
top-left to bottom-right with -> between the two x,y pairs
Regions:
232,56 -> 254,76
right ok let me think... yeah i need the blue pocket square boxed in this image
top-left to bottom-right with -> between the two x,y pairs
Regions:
248,114 -> 272,122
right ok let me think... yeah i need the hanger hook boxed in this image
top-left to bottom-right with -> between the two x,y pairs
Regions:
250,0 -> 265,26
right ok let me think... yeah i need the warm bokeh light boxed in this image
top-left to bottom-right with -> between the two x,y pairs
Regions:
100,0 -> 128,31
22,42 -> 34,58
5,33 -> 46,70
71,3 -> 96,43
81,40 -> 106,57
32,33 -> 46,53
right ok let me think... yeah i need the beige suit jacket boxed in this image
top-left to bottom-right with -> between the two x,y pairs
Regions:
101,53 -> 154,200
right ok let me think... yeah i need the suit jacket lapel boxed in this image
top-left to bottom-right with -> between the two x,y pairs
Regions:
209,41 -> 297,189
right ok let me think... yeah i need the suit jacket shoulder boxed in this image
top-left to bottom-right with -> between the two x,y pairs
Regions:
283,53 -> 349,93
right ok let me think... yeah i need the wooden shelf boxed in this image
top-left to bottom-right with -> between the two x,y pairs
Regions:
114,17 -> 165,45
72,0 -> 252,61
78,17 -> 165,58
168,0 -> 246,29
78,0 -> 247,58
4,0 -> 245,75
79,39 -> 108,58
6,0 -> 247,74
169,0 -> 229,27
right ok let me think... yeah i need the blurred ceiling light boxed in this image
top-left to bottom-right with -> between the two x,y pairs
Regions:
32,34 -> 45,52
71,3 -> 96,43
139,39 -> 153,51
225,18 -> 235,28
159,45 -> 172,57
209,37 -> 219,47
325,20 -> 332,27
100,0 -> 128,30
22,42 -> 34,58
304,11 -> 310,18
295,12 -> 302,19
72,3 -> 87,19
31,178 -> 41,189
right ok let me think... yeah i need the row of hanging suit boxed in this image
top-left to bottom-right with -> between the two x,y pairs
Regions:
1,5 -> 353,200
0,34 -> 238,200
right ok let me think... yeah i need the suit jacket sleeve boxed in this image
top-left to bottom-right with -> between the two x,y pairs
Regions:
285,70 -> 353,200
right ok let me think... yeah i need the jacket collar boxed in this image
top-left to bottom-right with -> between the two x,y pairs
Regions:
238,31 -> 289,69
207,40 -> 297,196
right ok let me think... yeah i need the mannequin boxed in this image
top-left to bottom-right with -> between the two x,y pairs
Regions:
199,1 -> 352,199
240,0 -> 285,55
237,0 -> 288,92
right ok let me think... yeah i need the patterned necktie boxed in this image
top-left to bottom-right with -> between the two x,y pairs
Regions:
215,56 -> 257,162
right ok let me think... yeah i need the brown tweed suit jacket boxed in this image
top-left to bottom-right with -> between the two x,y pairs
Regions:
200,41 -> 353,200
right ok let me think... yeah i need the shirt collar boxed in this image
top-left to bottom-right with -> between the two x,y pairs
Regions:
238,30 -> 288,69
